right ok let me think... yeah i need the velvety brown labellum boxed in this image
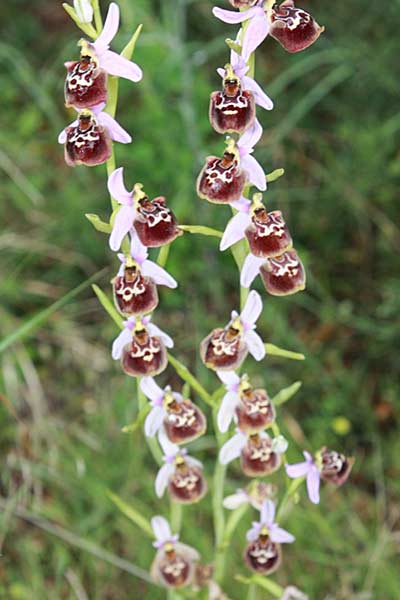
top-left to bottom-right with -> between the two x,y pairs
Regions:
209,88 -> 255,135
168,462 -> 207,504
164,400 -> 207,445
200,327 -> 248,371
65,115 -> 111,167
121,333 -> 167,377
260,249 -> 306,296
65,59 -> 107,109
229,0 -> 258,7
241,434 -> 281,477
134,197 -> 182,247
320,448 -> 354,486
269,0 -> 324,53
236,388 -> 276,433
244,537 -> 281,575
197,154 -> 247,204
245,209 -> 293,258
151,545 -> 196,589
113,268 -> 159,317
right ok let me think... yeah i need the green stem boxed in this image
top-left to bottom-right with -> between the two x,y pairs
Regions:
276,476 -> 305,522
170,501 -> 183,534
247,583 -> 257,600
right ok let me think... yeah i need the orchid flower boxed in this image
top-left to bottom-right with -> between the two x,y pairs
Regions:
237,120 -> 267,191
82,2 -> 142,82
223,481 -> 276,510
111,315 -> 173,361
117,235 -> 177,288
58,102 -> 131,145
285,450 -> 321,504
155,431 -> 203,498
217,49 -> 273,111
213,1 -> 269,63
246,499 -> 295,544
220,429 -> 287,465
140,378 -> 182,437
232,289 -> 266,361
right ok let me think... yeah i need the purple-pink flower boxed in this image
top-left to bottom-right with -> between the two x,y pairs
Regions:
111,316 -> 173,361
286,450 -> 321,504
246,499 -> 295,544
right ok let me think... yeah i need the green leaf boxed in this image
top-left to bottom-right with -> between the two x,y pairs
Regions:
121,24 -> 143,60
167,353 -> 213,407
62,3 -> 97,38
107,491 -> 153,537
179,225 -> 223,239
265,343 -> 305,361
240,575 -> 284,597
85,213 -> 112,234
225,38 -> 242,54
0,269 -> 107,354
266,168 -> 285,183
92,285 -> 124,329
272,381 -> 302,406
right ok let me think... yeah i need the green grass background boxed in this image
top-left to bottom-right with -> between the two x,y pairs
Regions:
0,0 -> 399,598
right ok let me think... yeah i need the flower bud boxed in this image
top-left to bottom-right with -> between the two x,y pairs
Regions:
168,457 -> 207,504
200,326 -> 248,371
64,110 -> 111,167
236,386 -> 276,433
244,534 -> 282,575
245,207 -> 293,258
113,264 -> 158,317
319,447 -> 354,486
269,0 -> 324,54
197,140 -> 247,205
241,433 -> 281,477
209,65 -> 256,135
121,326 -> 168,377
65,42 -> 107,109
134,195 -> 182,247
164,396 -> 207,445
259,249 -> 306,296
151,542 -> 198,588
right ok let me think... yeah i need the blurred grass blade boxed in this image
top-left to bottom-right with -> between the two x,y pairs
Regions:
167,353 -> 213,407
92,284 -> 124,329
272,381 -> 302,406
179,225 -> 223,239
107,491 -> 153,537
265,343 -> 305,361
0,269 -> 107,354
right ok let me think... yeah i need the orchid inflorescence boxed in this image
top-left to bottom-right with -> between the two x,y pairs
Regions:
60,0 -> 352,596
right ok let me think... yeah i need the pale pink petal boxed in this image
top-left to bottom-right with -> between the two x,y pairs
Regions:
230,196 -> 251,212
242,75 -> 274,110
244,330 -> 265,361
303,450 -> 313,462
151,516 -> 172,544
241,154 -> 267,191
272,435 -> 289,454
130,234 -> 148,264
109,205 -> 135,251
241,290 -> 263,327
140,376 -> 165,403
241,14 -> 269,63
93,2 -> 119,55
155,464 -> 174,498
101,50 -> 143,82
212,6 -> 259,24
238,119 -> 263,154
216,67 -> 225,78
141,261 -> 177,288
147,323 -> 174,348
217,391 -> 239,433
261,499 -> 275,524
307,466 -> 321,504
144,406 -> 165,437
240,254 -> 264,288
219,432 -> 246,465
97,111 -> 132,144
285,461 -> 311,479
246,523 -> 261,542
58,121 -> 78,144
220,212 -> 250,251
269,525 -> 295,544
216,370 -> 241,387
91,102 -> 106,115
107,167 -> 132,206
223,490 -> 248,510
231,52 -> 248,78
111,327 -> 132,360
187,456 -> 203,469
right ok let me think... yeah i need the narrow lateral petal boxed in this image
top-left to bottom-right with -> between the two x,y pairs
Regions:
111,327 -> 132,360
212,6 -> 259,24
109,205 -> 135,251
243,75 -> 274,110
285,461 -> 310,479
147,323 -> 174,348
141,261 -> 177,288
223,490 -> 248,510
107,167 -> 132,205
238,118 -> 263,153
216,370 -> 241,387
269,525 -> 295,544
140,376 -> 164,403
245,330 -> 266,361
219,432 -> 246,464
98,112 -> 132,144
144,406 -> 165,437
217,391 -> 238,433
101,50 -> 143,82
241,154 -> 267,191
220,212 -> 250,251
155,464 -> 174,498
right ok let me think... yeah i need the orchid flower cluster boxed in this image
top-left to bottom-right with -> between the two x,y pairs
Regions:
59,1 -> 353,597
